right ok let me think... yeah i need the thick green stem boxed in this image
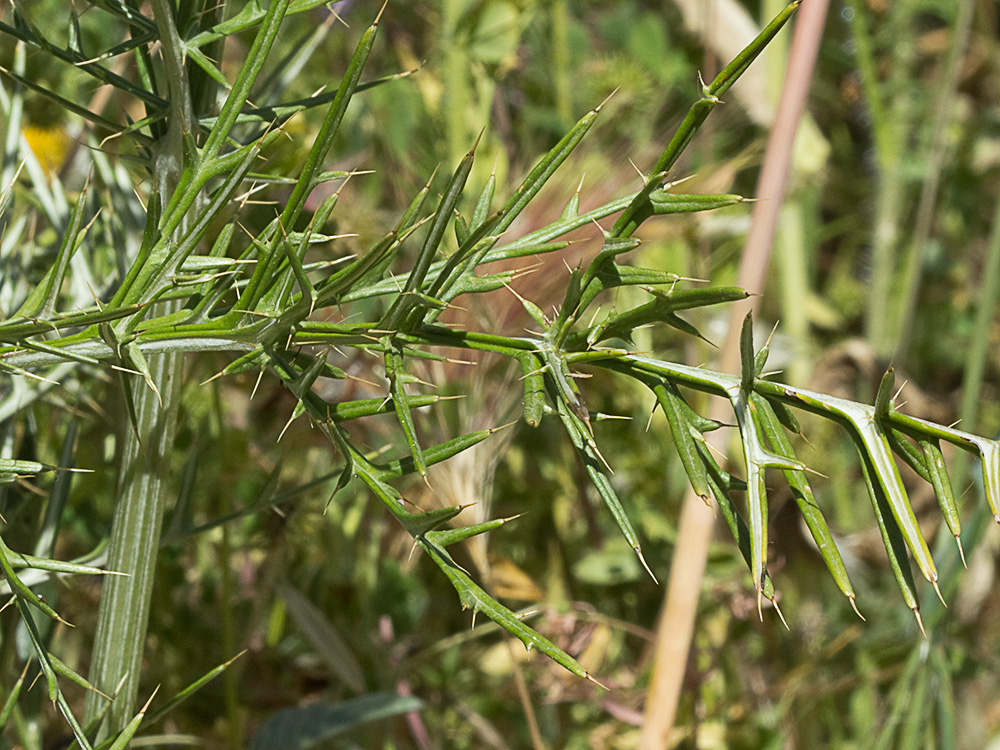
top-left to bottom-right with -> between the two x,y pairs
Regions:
83,341 -> 183,736
84,1 -> 192,736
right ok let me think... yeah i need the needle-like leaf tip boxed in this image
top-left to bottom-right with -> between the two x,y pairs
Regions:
139,684 -> 160,714
848,594 -> 865,622
770,596 -> 789,631
913,607 -> 927,638
635,547 -> 658,584
55,612 -> 75,628
224,650 -> 248,668
931,578 -> 947,607
595,88 -> 619,113
585,672 -> 610,690
956,535 -> 967,569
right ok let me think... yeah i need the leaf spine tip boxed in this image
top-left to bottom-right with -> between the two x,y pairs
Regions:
635,547 -> 658,584
848,595 -> 865,622
585,672 -> 610,690
931,579 -> 947,608
770,597 -> 789,631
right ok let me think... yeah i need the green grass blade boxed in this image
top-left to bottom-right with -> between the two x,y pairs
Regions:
249,692 -> 424,750
898,661 -> 931,750
278,583 -> 364,693
871,647 -> 923,750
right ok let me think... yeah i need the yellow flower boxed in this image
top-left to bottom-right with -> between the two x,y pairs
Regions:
22,125 -> 71,174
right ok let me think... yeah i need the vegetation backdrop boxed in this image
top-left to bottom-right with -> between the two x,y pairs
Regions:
0,1 -> 998,749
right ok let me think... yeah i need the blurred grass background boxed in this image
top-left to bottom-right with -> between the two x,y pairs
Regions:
8,0 -> 1000,747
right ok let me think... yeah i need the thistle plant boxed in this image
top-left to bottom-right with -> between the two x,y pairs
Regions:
0,0 -> 996,746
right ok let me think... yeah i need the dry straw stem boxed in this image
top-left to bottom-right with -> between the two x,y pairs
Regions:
640,1 -> 829,746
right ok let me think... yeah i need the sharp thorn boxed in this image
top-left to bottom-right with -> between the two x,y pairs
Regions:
645,401 -> 657,432
635,546 -> 658,584
200,371 -> 225,385
595,87 -> 618,112
277,413 -> 295,442
848,594 -> 865,622
250,369 -> 265,400
584,672 -> 610,690
770,596 -> 789,631
931,578 -> 947,608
